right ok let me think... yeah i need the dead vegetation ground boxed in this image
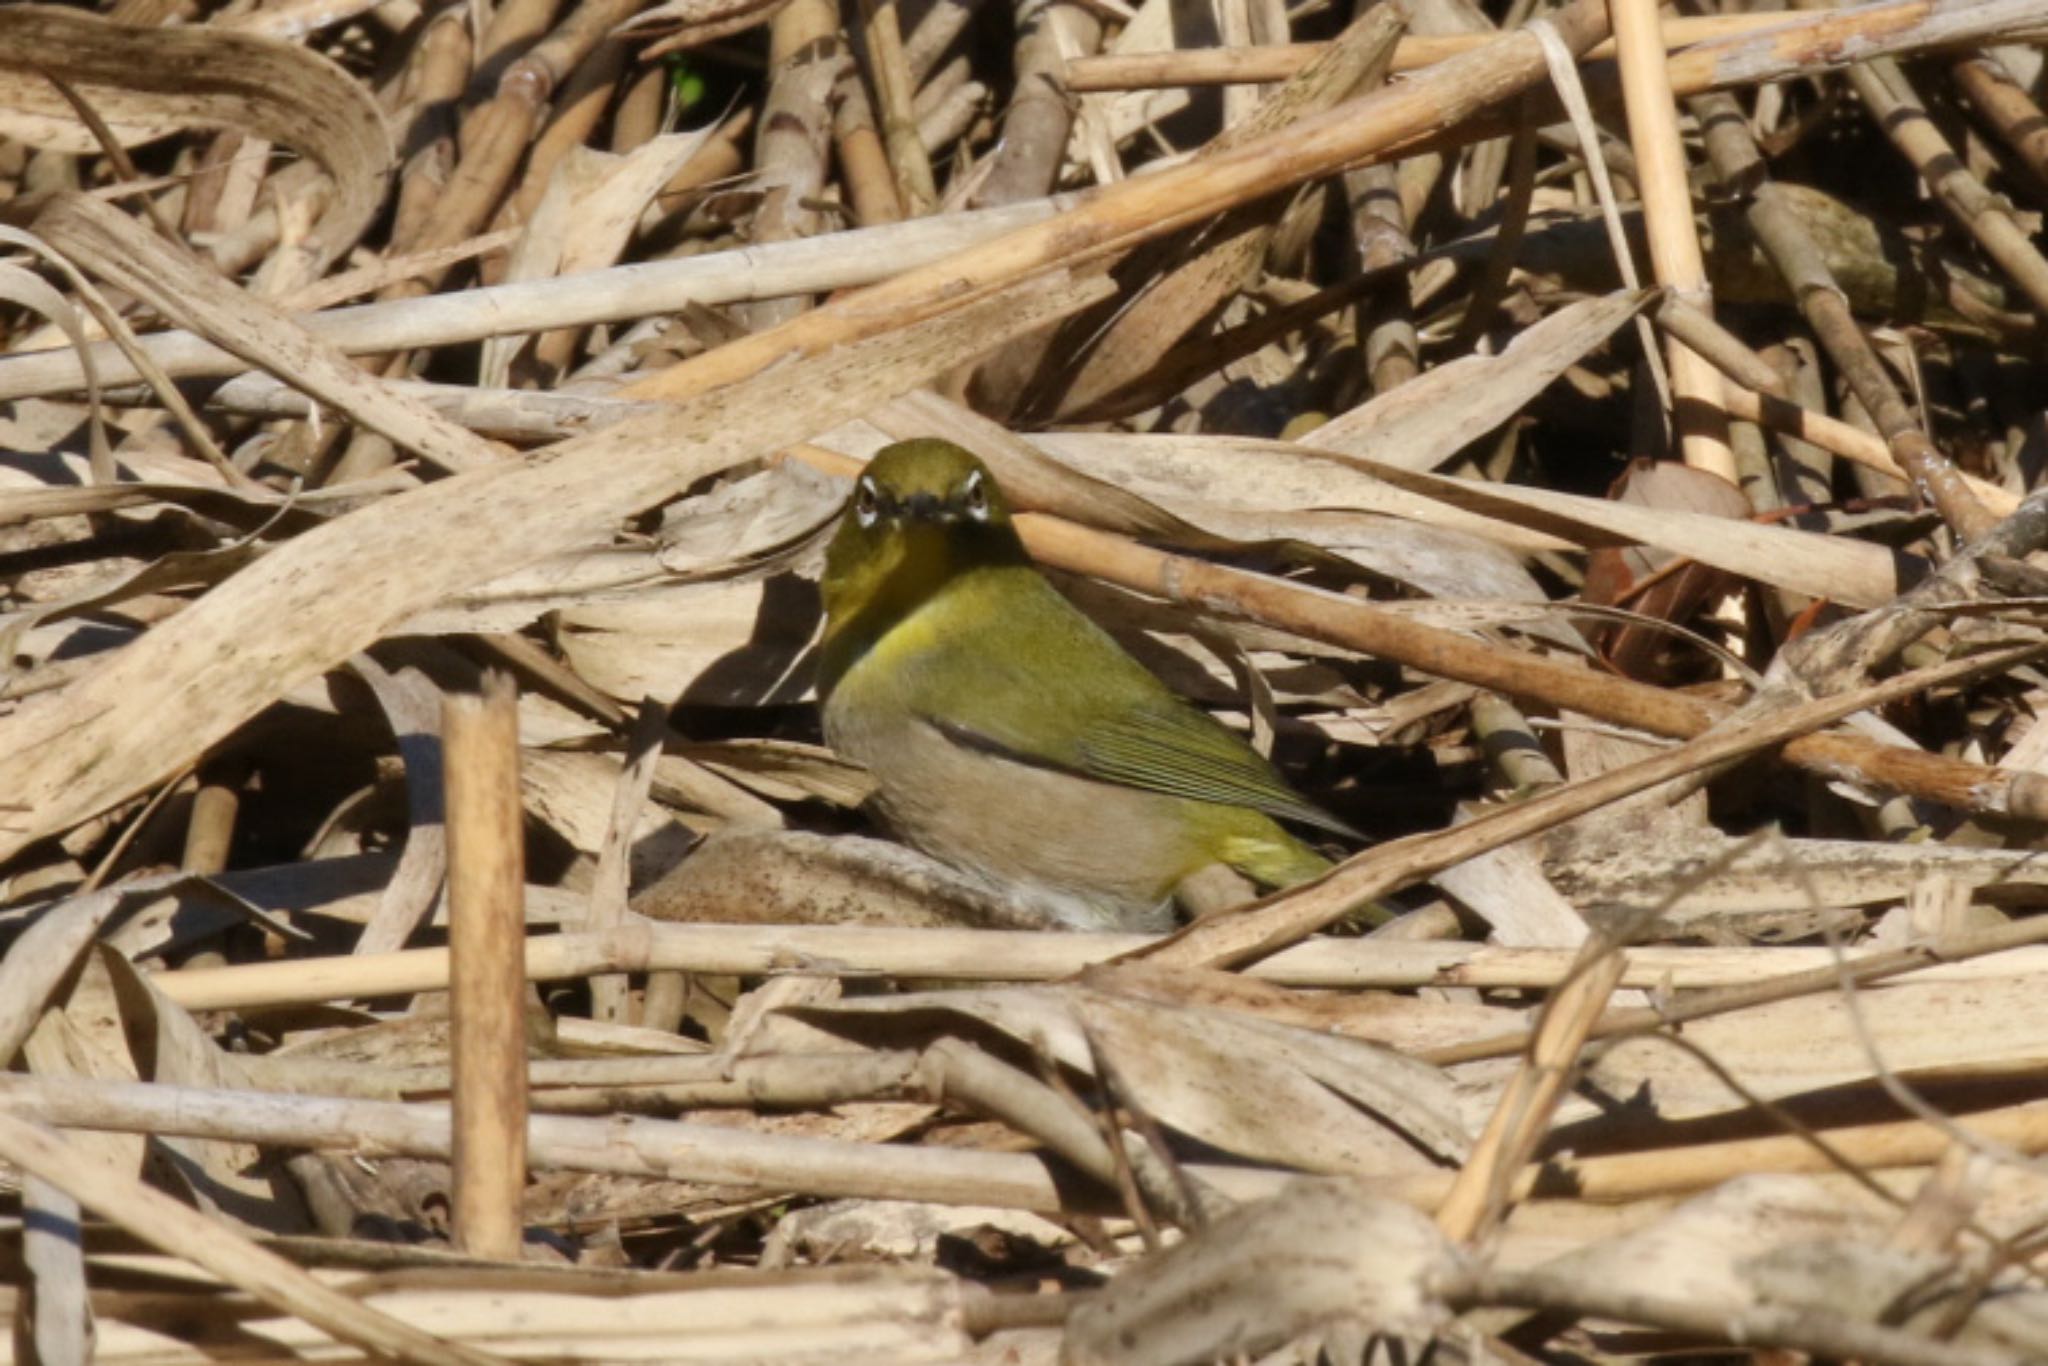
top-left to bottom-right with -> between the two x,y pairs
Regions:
4,0 -> 2048,1362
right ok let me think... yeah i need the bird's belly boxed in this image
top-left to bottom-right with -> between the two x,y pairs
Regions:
825,705 -> 1201,931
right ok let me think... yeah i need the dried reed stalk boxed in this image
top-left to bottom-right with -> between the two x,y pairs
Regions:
443,672 -> 530,1262
143,921 -> 2048,1010
1611,0 -> 1732,481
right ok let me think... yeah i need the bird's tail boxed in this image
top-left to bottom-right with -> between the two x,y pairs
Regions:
1219,828 -> 1395,928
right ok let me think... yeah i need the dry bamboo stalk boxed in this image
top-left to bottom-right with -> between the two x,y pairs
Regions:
1347,161 -> 1420,395
1388,0 -> 2045,171
915,78 -> 986,159
0,1074 -> 1117,1214
443,673 -> 530,1262
179,764 -> 240,876
1066,12 -> 1809,89
743,0 -> 844,331
282,227 -> 524,312
1552,1097 -> 2048,1204
0,193 -> 1081,397
19,1177 -> 89,1366
269,1050 -> 922,1107
0,1110 -> 499,1366
36,193 -> 501,475
662,103 -> 758,200
1457,1264 -> 2022,1366
141,369 -> 654,442
1610,0 -> 1732,481
381,11 -> 471,269
1719,381 -> 2017,516
1660,0 -> 2045,108
143,923 -> 2048,1010
834,61 -> 906,226
952,0 -> 1103,410
1430,909 -> 2048,1067
408,0 -> 648,297
859,0 -> 938,214
970,0 -> 1100,209
1050,4 -> 1406,420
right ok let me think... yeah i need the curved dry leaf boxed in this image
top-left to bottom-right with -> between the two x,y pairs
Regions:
624,0 -> 799,56
20,950 -> 148,1178
1308,289 -> 1661,471
0,5 -> 392,269
35,194 -> 497,473
1581,973 -> 2048,1122
557,576 -> 823,707
1026,430 -> 1577,555
1351,456 -> 1903,608
100,948 -> 303,1232
480,131 -> 714,387
1530,1175 -> 1886,1310
1065,1179 -> 1458,1366
0,262 -> 109,478
809,984 -> 1470,1174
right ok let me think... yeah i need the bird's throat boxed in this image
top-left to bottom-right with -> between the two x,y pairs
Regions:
819,525 -> 1016,697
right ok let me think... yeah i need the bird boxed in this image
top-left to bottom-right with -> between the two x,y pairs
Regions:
816,436 -> 1358,931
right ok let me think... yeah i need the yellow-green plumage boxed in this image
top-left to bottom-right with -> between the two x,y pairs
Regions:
818,438 -> 1351,931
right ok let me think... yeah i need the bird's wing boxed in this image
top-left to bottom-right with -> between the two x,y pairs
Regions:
895,568 -> 1357,837
1072,704 -> 1360,837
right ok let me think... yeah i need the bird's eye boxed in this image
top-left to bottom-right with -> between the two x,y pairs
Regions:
853,477 -> 880,528
962,469 -> 990,521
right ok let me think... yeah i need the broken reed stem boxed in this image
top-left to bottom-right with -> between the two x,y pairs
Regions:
144,923 -> 2048,1011
0,1109 -> 494,1366
585,699 -> 668,1025
1610,0 -> 1731,481
442,670 -> 530,1263
1064,11 -> 1807,90
1434,948 -> 1627,1243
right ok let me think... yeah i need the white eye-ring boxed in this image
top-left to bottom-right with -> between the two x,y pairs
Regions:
853,476 -> 880,528
961,468 -> 990,521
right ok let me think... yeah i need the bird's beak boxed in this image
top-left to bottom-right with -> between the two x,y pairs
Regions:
901,491 -> 955,523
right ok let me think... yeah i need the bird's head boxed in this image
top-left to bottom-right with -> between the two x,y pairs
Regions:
817,439 -> 1027,690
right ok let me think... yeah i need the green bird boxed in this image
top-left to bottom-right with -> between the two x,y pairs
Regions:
817,437 -> 1356,931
